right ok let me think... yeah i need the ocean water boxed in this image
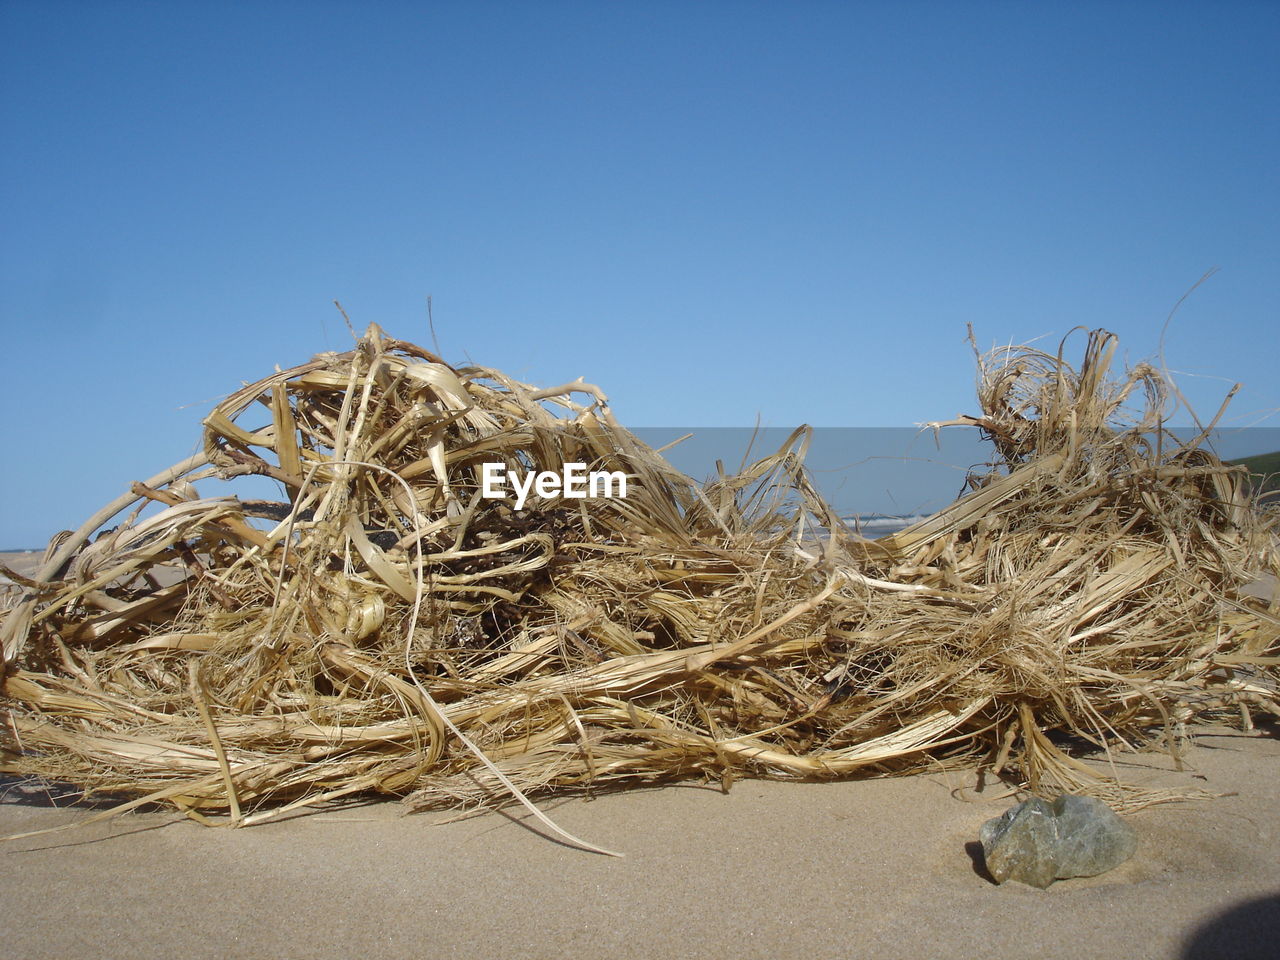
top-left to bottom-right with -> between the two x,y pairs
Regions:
845,514 -> 930,538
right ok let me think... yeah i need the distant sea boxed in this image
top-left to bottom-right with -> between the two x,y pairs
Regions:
845,514 -> 930,538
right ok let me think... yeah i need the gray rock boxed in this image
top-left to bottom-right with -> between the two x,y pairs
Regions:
980,797 -> 1060,888
979,794 -> 1137,888
1049,795 -> 1139,879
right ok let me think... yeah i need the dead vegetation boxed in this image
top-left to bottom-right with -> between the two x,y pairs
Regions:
1,325 -> 1276,831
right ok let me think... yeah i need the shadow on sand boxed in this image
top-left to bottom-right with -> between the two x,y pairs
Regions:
0,774 -> 129,810
1181,893 -> 1280,960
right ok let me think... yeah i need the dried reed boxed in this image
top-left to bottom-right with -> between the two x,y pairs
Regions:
2,325 -> 1276,832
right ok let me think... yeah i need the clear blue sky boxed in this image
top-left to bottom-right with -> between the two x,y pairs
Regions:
1,1 -> 1277,548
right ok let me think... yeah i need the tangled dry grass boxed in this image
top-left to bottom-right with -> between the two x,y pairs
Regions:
2,325 -> 1276,836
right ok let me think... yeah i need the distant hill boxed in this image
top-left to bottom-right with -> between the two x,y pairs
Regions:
1228,450 -> 1280,495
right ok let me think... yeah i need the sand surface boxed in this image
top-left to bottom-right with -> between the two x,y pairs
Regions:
0,724 -> 1277,960
0,550 -> 42,580
2,551 -> 1278,958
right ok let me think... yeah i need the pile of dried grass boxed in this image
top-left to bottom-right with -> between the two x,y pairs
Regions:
2,325 -> 1276,832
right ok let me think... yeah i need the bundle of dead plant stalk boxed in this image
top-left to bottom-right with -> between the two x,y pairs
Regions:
2,324 -> 1276,832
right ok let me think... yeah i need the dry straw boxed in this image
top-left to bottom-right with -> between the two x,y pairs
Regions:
2,325 -> 1276,837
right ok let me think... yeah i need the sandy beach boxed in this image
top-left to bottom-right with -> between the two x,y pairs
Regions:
0,721 -> 1274,960
3,546 -> 1277,960
6,2 -> 1279,956
0,550 -> 42,581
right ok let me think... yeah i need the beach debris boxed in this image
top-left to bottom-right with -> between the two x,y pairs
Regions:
0,324 -> 1276,829
980,794 -> 1138,888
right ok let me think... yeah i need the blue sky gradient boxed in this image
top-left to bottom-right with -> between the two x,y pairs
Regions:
1,1 -> 1277,547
